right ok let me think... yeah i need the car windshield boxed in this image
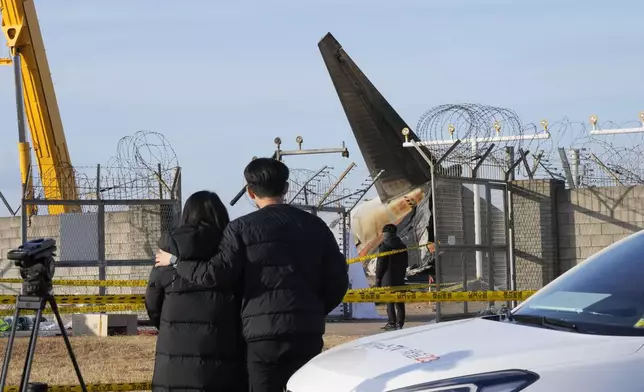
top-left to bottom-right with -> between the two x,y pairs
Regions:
513,231 -> 644,336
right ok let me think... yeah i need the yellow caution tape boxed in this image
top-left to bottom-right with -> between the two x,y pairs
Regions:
343,290 -> 537,303
3,382 -> 152,392
346,242 -> 437,265
0,295 -> 146,305
0,279 -> 148,287
355,277 -> 487,293
350,283 -> 431,292
351,281 -> 464,293
0,280 -> 448,295
0,290 -> 535,306
0,278 -> 23,284
56,304 -> 145,314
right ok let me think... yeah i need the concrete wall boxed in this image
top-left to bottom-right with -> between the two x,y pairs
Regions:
557,186 -> 644,272
510,180 -> 644,290
0,205 -> 174,295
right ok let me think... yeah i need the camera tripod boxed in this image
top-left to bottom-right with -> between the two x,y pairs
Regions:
0,294 -> 88,392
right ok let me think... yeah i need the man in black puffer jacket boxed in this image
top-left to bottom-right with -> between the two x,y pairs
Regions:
375,223 -> 408,331
155,158 -> 349,392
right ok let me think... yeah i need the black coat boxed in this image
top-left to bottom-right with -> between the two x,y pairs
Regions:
145,224 -> 247,392
375,233 -> 408,287
174,204 -> 349,342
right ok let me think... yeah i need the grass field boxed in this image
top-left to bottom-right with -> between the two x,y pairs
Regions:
0,334 -> 361,386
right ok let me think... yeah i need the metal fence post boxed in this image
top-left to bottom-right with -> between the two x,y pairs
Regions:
157,163 -> 164,199
171,167 -> 183,225
506,182 -> 517,308
504,159 -> 521,308
97,204 -> 106,296
341,211 -> 353,320
485,184 -> 495,309
96,164 -> 106,296
430,167 -> 442,323
345,212 -> 353,320
176,168 -> 182,223
460,198 -> 469,315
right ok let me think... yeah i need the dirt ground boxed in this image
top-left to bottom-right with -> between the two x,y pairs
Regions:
0,333 -> 363,386
0,302 -> 439,386
0,279 -> 445,387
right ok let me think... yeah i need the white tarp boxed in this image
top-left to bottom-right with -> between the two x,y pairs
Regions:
326,216 -> 383,319
59,212 -> 99,262
346,233 -> 383,319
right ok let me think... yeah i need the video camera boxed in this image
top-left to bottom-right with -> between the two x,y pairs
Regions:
6,238 -> 57,297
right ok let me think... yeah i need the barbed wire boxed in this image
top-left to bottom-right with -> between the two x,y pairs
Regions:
534,119 -> 644,187
241,167 -> 353,208
107,130 -> 179,176
32,131 -> 180,207
287,168 -> 344,206
416,103 -> 551,155
415,104 -> 644,187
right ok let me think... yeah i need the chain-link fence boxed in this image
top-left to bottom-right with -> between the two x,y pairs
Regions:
411,142 -> 520,321
0,164 -> 181,322
432,178 -> 512,320
18,200 -> 179,295
317,210 -> 351,319
285,162 -> 381,320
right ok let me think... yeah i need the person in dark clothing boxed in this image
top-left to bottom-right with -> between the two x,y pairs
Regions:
375,223 -> 408,331
155,158 -> 349,392
146,191 -> 247,392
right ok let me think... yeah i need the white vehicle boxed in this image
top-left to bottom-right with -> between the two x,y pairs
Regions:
288,231 -> 644,391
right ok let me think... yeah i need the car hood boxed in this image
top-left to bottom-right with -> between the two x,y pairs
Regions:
288,318 -> 644,392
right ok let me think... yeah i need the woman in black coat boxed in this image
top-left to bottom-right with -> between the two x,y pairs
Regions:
145,191 -> 247,392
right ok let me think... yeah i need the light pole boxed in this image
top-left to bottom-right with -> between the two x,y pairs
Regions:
229,136 -> 349,207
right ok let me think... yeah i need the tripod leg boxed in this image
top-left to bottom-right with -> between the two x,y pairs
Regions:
19,304 -> 43,392
0,305 -> 23,392
49,300 -> 88,392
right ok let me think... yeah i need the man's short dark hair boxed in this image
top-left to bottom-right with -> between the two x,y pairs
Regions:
382,224 -> 397,234
244,158 -> 289,198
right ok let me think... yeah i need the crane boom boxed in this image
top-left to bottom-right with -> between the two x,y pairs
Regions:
1,0 -> 79,215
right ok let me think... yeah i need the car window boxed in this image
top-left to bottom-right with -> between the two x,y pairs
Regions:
513,231 -> 644,336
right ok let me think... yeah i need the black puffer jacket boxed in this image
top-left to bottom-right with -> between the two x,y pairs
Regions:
145,224 -> 247,392
175,204 -> 349,342
375,232 -> 408,287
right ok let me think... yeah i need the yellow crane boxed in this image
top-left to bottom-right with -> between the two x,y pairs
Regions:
1,0 -> 79,215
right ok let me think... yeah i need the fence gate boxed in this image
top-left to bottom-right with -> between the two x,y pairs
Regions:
0,164 -> 183,301
432,177 -> 512,321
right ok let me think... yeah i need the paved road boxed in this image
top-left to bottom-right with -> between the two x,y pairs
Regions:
325,314 -> 435,336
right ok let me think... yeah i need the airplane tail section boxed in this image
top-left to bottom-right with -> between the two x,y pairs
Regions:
318,32 -> 434,203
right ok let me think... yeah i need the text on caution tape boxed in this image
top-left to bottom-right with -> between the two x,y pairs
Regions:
0,290 -> 536,306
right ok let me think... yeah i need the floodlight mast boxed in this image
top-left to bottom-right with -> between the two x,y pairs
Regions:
402,124 -> 550,280
229,136 -> 349,206
581,112 -> 644,188
274,136 -> 349,161
588,112 -> 644,135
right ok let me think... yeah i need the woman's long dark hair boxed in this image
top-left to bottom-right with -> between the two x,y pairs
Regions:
181,191 -> 230,231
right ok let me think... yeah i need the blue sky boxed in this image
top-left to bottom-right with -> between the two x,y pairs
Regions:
1,0 -> 643,218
